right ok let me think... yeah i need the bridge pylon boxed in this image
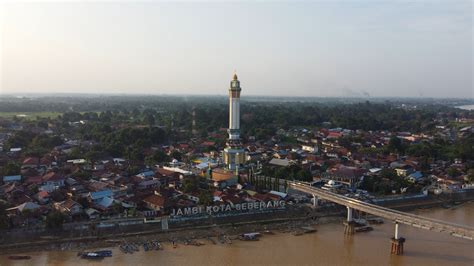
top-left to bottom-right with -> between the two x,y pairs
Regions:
390,222 -> 405,255
312,194 -> 318,208
344,207 -> 355,235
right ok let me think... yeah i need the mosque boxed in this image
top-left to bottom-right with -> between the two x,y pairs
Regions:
210,72 -> 247,185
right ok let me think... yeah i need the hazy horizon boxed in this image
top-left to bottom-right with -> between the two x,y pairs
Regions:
1,1 -> 472,98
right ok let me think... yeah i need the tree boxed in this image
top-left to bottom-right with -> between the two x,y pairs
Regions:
77,197 -> 90,209
447,167 -> 461,178
466,169 -> 474,183
50,190 -> 66,202
273,176 -> 280,191
1,162 -> 21,176
198,190 -> 213,206
275,167 -> 289,180
388,136 -> 404,154
296,169 -> 312,182
380,168 -> 398,180
46,211 -> 66,229
170,150 -> 182,161
144,114 -> 155,127
0,202 -> 10,229
182,178 -> 198,193
112,202 -> 123,214
4,130 -> 35,151
145,150 -> 169,166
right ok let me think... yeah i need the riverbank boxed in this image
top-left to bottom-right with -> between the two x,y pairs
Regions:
2,203 -> 473,266
0,208 -> 343,255
1,192 -> 473,255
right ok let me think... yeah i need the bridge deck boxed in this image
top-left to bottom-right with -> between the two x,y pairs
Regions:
290,182 -> 474,240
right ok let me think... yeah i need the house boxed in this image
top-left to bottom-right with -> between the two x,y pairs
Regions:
143,193 -> 167,212
35,190 -> 50,204
6,201 -> 40,214
327,132 -> 343,139
156,168 -> 180,186
96,196 -> 116,210
113,158 -> 126,166
301,145 -> 317,153
137,170 -> 155,179
42,172 -> 65,188
25,175 -> 43,185
137,178 -> 161,190
393,164 -> 414,177
54,199 -> 83,216
269,158 -> 291,167
85,208 -> 100,219
269,190 -> 287,199
88,189 -> 113,203
407,171 -> 423,183
213,191 -> 224,202
22,157 -> 40,169
252,193 -> 270,202
3,175 -> 22,183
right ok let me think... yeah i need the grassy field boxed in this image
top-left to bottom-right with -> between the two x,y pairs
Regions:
0,112 -> 62,120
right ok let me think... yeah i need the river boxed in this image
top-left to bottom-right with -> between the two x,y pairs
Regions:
456,105 -> 474,111
1,202 -> 473,266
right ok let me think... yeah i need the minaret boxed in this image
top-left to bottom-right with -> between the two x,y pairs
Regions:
228,72 -> 241,142
224,72 -> 245,170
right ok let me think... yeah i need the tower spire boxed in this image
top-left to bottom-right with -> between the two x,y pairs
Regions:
224,72 -> 245,171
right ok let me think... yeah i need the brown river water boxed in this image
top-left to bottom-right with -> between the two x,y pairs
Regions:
1,202 -> 473,266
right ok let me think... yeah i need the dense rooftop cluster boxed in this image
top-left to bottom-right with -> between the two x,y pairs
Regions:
0,97 -> 472,230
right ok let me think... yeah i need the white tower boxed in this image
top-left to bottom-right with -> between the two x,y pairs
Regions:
224,72 -> 245,170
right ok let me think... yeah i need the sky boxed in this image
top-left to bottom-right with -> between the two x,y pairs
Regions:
0,0 -> 472,98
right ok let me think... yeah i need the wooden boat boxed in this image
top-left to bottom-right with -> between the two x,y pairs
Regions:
355,226 -> 373,233
239,235 -> 259,241
239,232 -> 261,241
8,255 -> 31,260
105,239 -> 122,243
79,250 -> 112,259
301,227 -> 317,234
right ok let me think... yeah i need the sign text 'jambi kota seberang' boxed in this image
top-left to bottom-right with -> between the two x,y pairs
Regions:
171,200 -> 286,216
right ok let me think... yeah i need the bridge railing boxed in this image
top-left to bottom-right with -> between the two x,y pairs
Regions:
288,182 -> 474,240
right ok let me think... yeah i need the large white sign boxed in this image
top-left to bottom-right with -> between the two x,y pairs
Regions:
171,200 -> 286,216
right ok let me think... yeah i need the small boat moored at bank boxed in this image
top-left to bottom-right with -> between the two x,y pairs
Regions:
79,250 -> 112,259
355,226 -> 373,233
8,255 -> 31,260
239,232 -> 261,241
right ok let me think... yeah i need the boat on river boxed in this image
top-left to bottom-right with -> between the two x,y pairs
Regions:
8,255 -> 31,260
239,232 -> 261,241
79,250 -> 112,259
355,226 -> 373,233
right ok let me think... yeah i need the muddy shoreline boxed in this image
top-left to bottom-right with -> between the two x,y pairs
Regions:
0,213 -> 343,255
2,196 -> 472,256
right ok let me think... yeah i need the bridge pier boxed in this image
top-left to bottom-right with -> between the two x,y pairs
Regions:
290,182 -> 474,242
390,222 -> 405,255
344,207 -> 355,235
312,194 -> 318,207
